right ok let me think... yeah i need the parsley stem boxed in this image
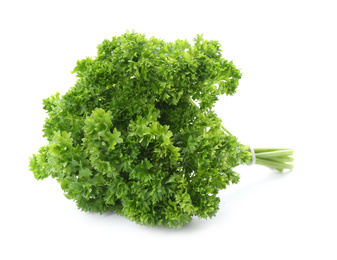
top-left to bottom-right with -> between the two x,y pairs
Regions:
255,150 -> 293,158
248,147 -> 294,172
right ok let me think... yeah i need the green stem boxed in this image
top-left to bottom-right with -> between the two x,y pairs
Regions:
253,148 -> 291,153
247,147 -> 294,172
256,158 -> 294,170
255,150 -> 293,158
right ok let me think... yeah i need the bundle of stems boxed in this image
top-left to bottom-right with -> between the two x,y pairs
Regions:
250,148 -> 294,172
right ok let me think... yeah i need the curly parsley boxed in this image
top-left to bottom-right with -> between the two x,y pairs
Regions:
29,31 -> 293,228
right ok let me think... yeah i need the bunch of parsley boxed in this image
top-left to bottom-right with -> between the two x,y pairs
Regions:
29,31 -> 293,228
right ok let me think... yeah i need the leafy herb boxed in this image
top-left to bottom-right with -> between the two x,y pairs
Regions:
29,31 -> 293,228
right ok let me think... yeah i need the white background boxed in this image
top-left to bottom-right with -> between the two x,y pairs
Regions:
1,0 -> 336,259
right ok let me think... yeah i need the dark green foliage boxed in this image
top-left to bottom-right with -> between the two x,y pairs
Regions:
29,31 -> 251,228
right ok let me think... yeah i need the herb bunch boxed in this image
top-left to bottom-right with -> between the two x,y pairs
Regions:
29,31 -> 293,228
